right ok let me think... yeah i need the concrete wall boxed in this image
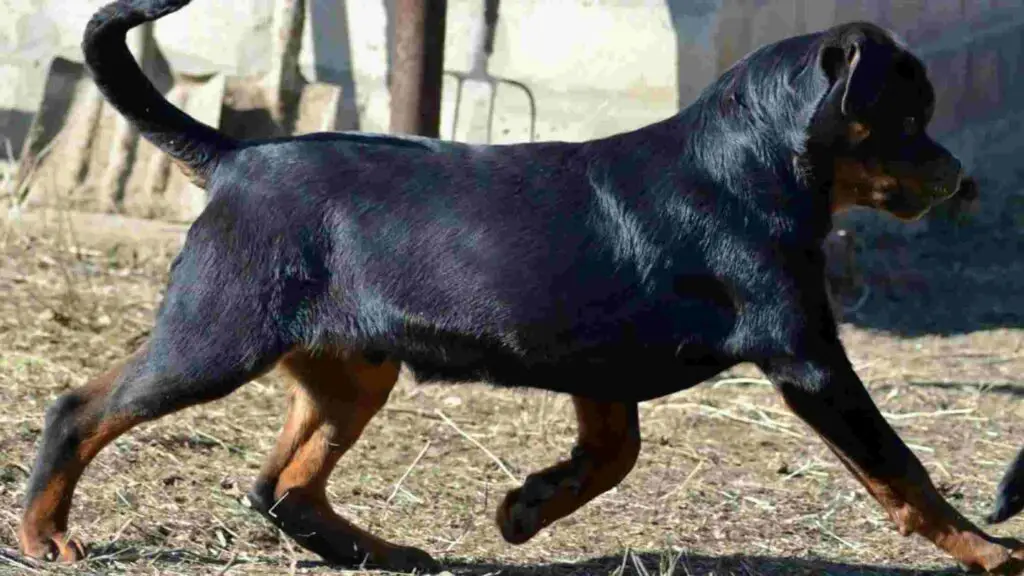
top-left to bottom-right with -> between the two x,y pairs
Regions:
3,1 -> 1024,220
6,1 -> 1024,140
0,0 -> 684,145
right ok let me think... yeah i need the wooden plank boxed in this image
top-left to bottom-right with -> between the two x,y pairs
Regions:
833,0 -> 883,26
801,0 -> 836,33
165,73 -> 225,223
12,57 -> 87,204
883,0 -> 927,45
965,47 -> 1003,123
925,51 -> 969,135
714,0 -> 754,73
750,2 -> 801,52
965,0 -> 995,22
917,0 -> 964,44
667,0 -> 721,109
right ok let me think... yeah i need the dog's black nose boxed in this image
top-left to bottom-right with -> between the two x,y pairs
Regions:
956,176 -> 979,203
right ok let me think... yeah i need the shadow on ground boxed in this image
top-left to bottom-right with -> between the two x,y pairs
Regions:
839,221 -> 1024,337
444,553 -> 963,576
910,381 -> 1024,398
1,546 -> 966,576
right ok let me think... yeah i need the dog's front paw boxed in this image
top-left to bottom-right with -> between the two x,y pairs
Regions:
495,473 -> 562,544
959,537 -> 1024,575
380,544 -> 441,573
990,543 -> 1024,575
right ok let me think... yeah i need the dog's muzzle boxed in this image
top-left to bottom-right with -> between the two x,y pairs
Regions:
929,159 -> 964,202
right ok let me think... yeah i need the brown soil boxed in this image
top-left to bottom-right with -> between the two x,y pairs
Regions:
1,209 -> 1022,576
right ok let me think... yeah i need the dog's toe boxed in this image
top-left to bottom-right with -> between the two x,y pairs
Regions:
21,532 -> 86,563
496,486 -> 545,544
59,537 -> 87,562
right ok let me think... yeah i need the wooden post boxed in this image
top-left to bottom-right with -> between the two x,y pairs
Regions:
389,0 -> 447,136
98,22 -> 152,211
264,0 -> 307,135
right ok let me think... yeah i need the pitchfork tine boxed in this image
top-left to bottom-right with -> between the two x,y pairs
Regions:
443,0 -> 537,143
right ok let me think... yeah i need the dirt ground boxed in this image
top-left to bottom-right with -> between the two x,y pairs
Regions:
1,208 -> 1023,576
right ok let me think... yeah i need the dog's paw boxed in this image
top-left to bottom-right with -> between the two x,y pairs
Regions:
958,536 -> 1024,575
495,474 -> 562,544
358,541 -> 442,569
320,540 -> 439,573
20,530 -> 87,563
376,544 -> 440,573
989,541 -> 1024,575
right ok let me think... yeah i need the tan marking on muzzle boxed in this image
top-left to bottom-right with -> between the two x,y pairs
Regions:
832,157 -> 898,212
847,122 -> 871,145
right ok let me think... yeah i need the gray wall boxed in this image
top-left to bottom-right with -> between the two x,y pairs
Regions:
3,0 -> 1024,217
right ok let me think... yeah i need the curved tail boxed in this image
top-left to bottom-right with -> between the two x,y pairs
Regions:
82,0 -> 234,187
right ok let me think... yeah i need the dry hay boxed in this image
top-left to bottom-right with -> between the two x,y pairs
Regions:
1,209 -> 1023,576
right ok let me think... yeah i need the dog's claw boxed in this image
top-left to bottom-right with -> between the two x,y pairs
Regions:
496,488 -> 539,544
968,539 -> 1024,576
496,474 -> 561,544
22,532 -> 86,563
496,452 -> 596,545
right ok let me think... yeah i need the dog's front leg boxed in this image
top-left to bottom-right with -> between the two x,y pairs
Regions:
495,396 -> 640,544
761,347 -> 1024,574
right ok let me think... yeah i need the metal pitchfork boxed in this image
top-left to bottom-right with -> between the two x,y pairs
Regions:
444,0 -> 537,143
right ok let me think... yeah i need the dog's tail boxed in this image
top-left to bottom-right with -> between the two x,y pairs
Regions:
82,0 -> 234,187
986,445 -> 1024,524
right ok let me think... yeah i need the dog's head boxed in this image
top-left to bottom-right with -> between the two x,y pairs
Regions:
812,23 -> 963,220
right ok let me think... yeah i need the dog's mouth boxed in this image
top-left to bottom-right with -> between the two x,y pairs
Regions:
880,167 -> 962,220
882,184 -> 936,221
930,171 -> 964,203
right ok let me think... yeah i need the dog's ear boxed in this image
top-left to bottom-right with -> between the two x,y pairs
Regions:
821,33 -> 890,118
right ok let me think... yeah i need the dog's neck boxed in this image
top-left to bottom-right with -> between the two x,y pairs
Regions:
669,34 -> 827,174
654,32 -> 834,236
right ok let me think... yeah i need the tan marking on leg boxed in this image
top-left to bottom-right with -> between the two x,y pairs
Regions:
19,352 -> 144,563
794,407 -> 1023,573
496,396 -> 640,544
253,350 -> 437,571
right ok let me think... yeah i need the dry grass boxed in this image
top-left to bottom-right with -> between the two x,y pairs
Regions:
1,209 -> 1024,576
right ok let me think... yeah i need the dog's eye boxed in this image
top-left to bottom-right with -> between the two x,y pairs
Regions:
903,116 -> 918,135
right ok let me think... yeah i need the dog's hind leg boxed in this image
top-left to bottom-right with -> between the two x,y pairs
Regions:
18,351 -> 143,562
19,318 -> 286,562
248,349 -> 439,571
19,231 -> 295,563
496,396 -> 640,544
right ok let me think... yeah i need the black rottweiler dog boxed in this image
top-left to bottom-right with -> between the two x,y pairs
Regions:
20,0 -> 1022,573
